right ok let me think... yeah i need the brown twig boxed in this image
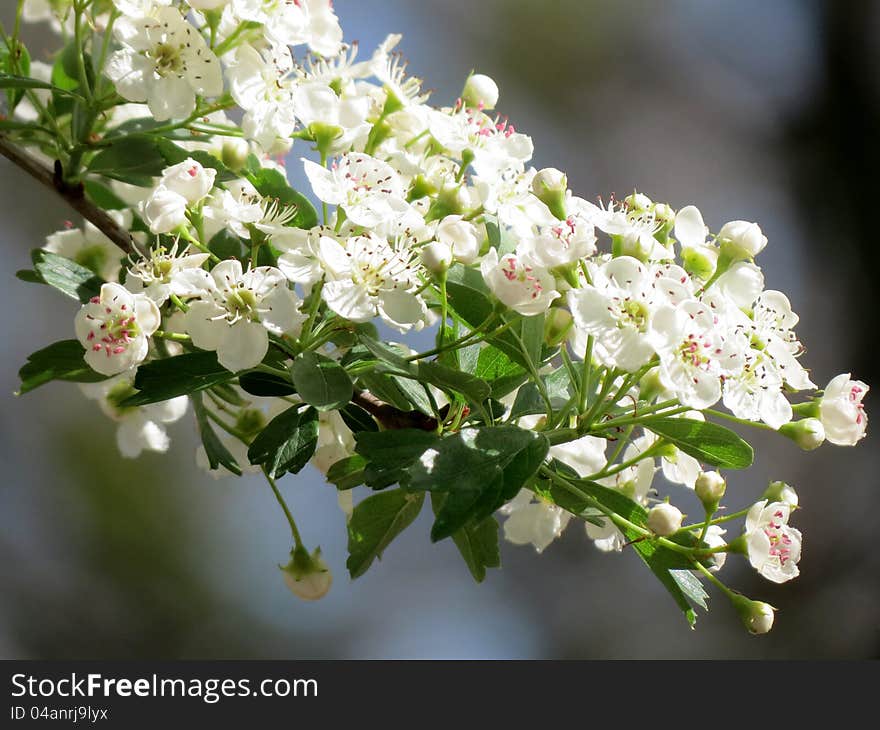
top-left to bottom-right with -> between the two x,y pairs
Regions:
0,135 -> 135,254
352,390 -> 441,431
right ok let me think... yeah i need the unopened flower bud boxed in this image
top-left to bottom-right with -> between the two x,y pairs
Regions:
718,220 -> 767,261
762,480 -> 798,508
695,471 -> 726,509
730,593 -> 776,635
543,307 -> 573,346
221,138 -> 250,171
532,167 -> 568,220
462,73 -> 499,110
779,418 -> 825,451
141,186 -> 188,234
647,503 -> 683,536
160,158 -> 216,205
281,546 -> 332,601
436,214 -> 480,264
421,241 -> 453,273
625,192 -> 653,212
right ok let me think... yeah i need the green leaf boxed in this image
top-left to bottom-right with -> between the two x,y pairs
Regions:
208,228 -> 246,260
0,72 -> 83,99
87,135 -> 169,186
28,249 -> 104,302
347,489 -> 425,578
327,455 -> 368,490
431,493 -> 500,583
0,41 -> 30,111
405,426 -> 548,540
238,371 -> 296,397
473,346 -> 527,398
416,361 -> 491,404
339,404 -> 378,433
83,180 -> 130,210
547,476 -> 708,626
642,417 -> 754,469
518,313 -> 545,370
247,406 -> 319,478
290,352 -> 353,411
121,351 -> 234,406
18,340 -> 107,394
244,159 -> 319,229
445,264 -> 494,329
355,428 -> 440,489
192,394 -> 241,476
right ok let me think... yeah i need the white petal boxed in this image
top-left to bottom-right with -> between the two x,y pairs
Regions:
216,320 -> 269,372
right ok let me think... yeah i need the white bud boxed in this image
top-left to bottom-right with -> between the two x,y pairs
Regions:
779,418 -> 825,451
421,241 -> 453,272
762,480 -> 799,508
718,220 -> 768,259
221,138 -> 250,171
141,186 -> 188,234
695,471 -> 726,506
731,594 -> 776,635
646,503 -> 683,536
625,192 -> 653,211
462,73 -> 499,110
436,215 -> 480,264
160,158 -> 217,205
531,167 -> 568,219
281,546 -> 332,601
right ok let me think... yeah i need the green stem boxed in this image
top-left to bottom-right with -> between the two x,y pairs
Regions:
705,409 -> 775,431
263,469 -> 304,547
577,335 -> 594,415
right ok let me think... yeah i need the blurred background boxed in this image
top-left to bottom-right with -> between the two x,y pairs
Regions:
1,0 -> 878,659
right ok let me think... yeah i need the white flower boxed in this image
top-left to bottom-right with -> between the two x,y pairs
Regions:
702,524 -> 728,572
80,373 -> 188,458
435,215 -> 481,265
318,234 -> 427,332
520,213 -> 597,269
722,350 -> 792,429
44,218 -> 127,282
567,257 -> 657,372
226,43 -> 298,151
312,411 -> 356,475
181,261 -> 305,372
232,0 -> 342,56
480,248 -> 558,316
125,242 -> 211,304
499,490 -> 571,553
647,503 -> 683,536
650,299 -> 746,409
549,435 -> 607,478
718,219 -> 767,260
462,73 -> 499,110
140,185 -> 188,234
744,500 -> 802,584
158,158 -> 216,204
201,179 -> 265,239
106,7 -> 223,121
303,153 -> 409,228
818,373 -> 869,446
750,290 -> 814,390
75,283 -> 160,376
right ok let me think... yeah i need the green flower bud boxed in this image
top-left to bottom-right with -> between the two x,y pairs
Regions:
762,480 -> 798,507
729,593 -> 776,635
531,167 -> 568,220
779,418 -> 825,451
281,546 -> 332,602
695,470 -> 726,511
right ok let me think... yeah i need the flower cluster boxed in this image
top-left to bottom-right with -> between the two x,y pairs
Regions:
6,0 -> 869,634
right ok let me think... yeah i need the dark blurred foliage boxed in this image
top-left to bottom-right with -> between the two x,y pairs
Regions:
1,0 -> 877,659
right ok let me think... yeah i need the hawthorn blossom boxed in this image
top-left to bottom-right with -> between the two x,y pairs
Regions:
743,500 -> 802,584
303,153 -> 409,228
158,158 -> 216,204
499,490 -> 572,553
567,256 -> 657,372
818,373 -> 869,446
107,7 -> 223,121
180,261 -> 305,372
125,243 -> 211,304
44,218 -> 128,282
75,283 -> 160,376
80,373 -> 187,458
231,0 -> 343,56
317,234 -> 428,332
480,248 -> 558,317
650,299 -> 746,409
